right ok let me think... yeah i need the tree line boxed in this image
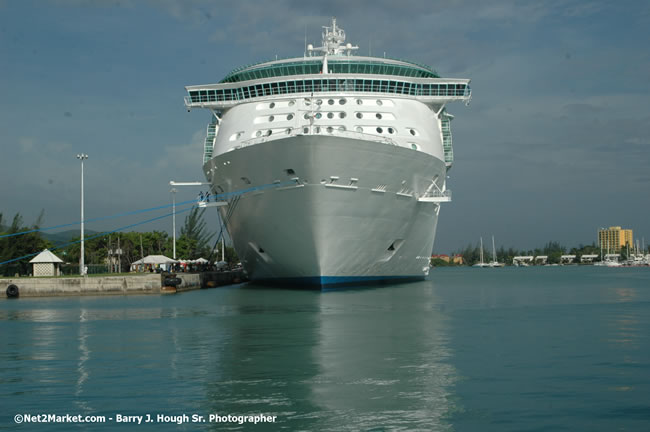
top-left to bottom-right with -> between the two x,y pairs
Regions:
1,208 -> 238,277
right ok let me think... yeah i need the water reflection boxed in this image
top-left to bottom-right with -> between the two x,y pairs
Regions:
199,285 -> 323,428
310,281 -> 456,430
75,309 -> 92,414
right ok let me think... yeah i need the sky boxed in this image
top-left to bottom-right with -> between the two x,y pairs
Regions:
1,0 -> 649,253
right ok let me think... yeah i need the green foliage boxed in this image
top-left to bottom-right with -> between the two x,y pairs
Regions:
0,211 -> 53,276
0,208 -> 236,274
177,207 -> 214,259
430,258 -> 451,267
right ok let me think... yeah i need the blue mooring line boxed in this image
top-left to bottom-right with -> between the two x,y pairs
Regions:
0,179 -> 297,239
0,179 -> 298,266
0,207 -> 193,267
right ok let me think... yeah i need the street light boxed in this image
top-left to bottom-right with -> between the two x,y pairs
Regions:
77,153 -> 89,276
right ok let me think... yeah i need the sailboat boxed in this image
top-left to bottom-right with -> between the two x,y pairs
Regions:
473,237 -> 489,267
488,236 -> 504,267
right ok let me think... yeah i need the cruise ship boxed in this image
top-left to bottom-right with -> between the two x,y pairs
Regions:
184,19 -> 471,286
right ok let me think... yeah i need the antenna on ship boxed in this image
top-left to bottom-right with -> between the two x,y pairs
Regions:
307,17 -> 358,57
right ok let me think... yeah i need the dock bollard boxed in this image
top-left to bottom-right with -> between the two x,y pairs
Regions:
6,284 -> 19,298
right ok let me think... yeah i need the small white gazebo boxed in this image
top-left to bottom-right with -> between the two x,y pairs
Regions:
29,249 -> 64,277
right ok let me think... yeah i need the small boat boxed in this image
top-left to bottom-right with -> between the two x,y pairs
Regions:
473,237 -> 490,267
487,235 -> 504,267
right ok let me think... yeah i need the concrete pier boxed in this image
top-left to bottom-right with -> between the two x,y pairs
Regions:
2,270 -> 247,298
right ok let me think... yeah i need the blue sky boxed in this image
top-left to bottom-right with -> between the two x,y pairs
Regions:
1,0 -> 649,253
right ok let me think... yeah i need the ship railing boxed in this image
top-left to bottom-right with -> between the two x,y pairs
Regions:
418,189 -> 452,203
184,85 -> 471,107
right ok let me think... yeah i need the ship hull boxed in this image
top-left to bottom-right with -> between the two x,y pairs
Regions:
204,135 -> 446,287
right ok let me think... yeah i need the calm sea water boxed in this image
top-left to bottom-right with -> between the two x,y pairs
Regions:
1,267 -> 649,431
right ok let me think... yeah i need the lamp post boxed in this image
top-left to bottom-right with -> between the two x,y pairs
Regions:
171,188 -> 177,259
77,153 -> 89,275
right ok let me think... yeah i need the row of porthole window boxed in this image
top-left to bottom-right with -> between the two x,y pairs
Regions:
252,126 -> 412,137
266,111 -> 392,121
254,126 -> 347,137
304,112 -> 347,120
265,112 -> 418,136
267,98 -> 387,108
268,114 -> 294,122
246,128 -> 419,149
234,126 -> 418,141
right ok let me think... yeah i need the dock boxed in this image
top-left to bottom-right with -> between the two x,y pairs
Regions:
2,270 -> 247,298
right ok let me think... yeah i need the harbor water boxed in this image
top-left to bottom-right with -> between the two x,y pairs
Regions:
2,266 -> 649,430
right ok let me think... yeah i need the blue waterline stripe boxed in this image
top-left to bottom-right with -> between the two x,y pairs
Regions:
255,275 -> 426,288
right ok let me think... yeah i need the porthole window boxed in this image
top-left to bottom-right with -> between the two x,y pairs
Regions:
356,99 -> 363,105
304,113 -> 310,120
411,143 -> 418,150
315,113 -> 322,119
387,127 -> 394,134
303,127 -> 309,133
315,126 -> 321,133
289,100 -> 295,106
316,99 -> 323,105
355,126 -> 363,133
328,99 -> 335,105
256,131 -> 262,137
376,100 -> 383,106
287,114 -> 294,120
269,102 -> 275,108
339,112 -> 346,119
356,112 -> 363,119
327,112 -> 334,119
326,126 -> 334,133
338,126 -> 346,132
339,98 -> 347,105
266,130 -> 272,136
376,127 -> 383,134
376,113 -> 382,120
409,129 -> 417,136
269,115 -> 275,122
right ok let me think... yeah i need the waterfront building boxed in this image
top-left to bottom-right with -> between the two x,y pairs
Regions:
598,226 -> 633,253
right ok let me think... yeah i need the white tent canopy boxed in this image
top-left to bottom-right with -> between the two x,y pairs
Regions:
131,255 -> 178,266
179,257 -> 209,264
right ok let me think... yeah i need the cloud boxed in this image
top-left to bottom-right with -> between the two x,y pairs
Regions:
19,137 -> 34,152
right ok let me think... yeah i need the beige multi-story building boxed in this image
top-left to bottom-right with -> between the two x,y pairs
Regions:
598,226 -> 633,252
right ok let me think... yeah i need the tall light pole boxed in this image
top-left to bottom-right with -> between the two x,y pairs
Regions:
77,153 -> 89,275
171,188 -> 177,259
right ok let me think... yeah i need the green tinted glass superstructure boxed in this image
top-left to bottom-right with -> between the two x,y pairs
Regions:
221,59 -> 439,83
188,79 -> 468,103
